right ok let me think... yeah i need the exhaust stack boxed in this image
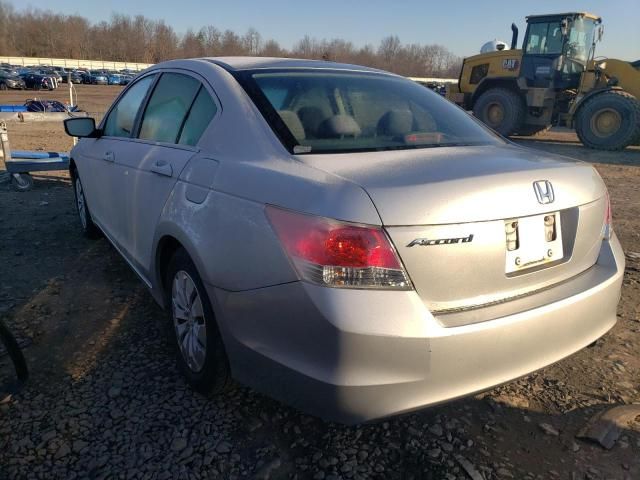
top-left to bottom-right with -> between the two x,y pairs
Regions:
511,23 -> 519,50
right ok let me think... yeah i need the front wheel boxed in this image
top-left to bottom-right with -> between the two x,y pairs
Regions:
72,173 -> 100,238
166,248 -> 230,395
575,90 -> 640,151
473,88 -> 525,136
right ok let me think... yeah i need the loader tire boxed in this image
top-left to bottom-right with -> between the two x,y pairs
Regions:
575,90 -> 640,151
473,88 -> 525,136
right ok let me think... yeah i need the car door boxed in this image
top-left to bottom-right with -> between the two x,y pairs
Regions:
79,74 -> 156,240
111,71 -> 219,279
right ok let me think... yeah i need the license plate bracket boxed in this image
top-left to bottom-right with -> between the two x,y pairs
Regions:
505,213 -> 563,274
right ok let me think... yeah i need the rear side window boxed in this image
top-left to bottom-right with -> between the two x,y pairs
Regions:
103,75 -> 155,137
178,87 -> 217,146
139,73 -> 200,143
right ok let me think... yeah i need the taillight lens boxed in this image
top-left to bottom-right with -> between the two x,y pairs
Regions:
603,191 -> 612,240
266,206 -> 412,290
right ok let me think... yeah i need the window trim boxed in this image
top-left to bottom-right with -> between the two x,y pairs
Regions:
132,73 -> 163,139
135,72 -> 199,143
176,84 -> 205,146
137,69 -> 221,149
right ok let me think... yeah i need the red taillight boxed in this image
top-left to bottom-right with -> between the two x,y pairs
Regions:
603,191 -> 612,240
266,206 -> 411,289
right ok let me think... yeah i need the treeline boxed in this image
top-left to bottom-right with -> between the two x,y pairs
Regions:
0,3 -> 461,77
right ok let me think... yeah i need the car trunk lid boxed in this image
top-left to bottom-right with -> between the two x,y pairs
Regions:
297,144 -> 608,316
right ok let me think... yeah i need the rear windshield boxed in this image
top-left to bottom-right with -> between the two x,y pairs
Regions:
240,69 -> 502,154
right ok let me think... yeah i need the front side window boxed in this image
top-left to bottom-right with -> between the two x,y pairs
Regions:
103,75 -> 155,137
244,70 -> 501,154
525,22 -> 564,55
139,73 -> 200,143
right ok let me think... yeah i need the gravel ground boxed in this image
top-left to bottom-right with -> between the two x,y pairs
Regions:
0,97 -> 639,479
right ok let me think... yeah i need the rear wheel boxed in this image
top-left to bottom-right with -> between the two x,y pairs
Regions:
575,90 -> 640,150
473,88 -> 525,136
165,248 -> 231,395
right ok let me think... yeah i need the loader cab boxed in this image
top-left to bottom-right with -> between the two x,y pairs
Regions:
520,13 -> 601,90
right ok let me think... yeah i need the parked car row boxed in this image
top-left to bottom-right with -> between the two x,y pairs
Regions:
69,69 -> 136,85
0,62 -> 139,91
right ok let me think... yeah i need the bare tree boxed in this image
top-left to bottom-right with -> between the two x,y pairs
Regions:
0,8 -> 461,77
243,28 -> 262,56
261,39 -> 284,57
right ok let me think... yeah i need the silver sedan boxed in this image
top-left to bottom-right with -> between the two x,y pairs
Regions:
64,57 -> 624,423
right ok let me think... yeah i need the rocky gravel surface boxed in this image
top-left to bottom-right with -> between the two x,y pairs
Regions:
0,123 -> 639,479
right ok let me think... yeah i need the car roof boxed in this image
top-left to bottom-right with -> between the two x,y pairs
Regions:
150,56 -> 393,75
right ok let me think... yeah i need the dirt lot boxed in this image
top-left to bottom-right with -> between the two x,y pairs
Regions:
0,86 -> 639,480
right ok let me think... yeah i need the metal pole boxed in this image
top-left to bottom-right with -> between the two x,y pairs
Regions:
69,75 -> 78,146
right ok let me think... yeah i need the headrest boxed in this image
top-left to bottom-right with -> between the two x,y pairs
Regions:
377,109 -> 414,136
318,114 -> 361,138
297,106 -> 326,137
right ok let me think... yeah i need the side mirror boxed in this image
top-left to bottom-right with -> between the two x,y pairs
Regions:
561,18 -> 569,37
64,117 -> 100,138
597,25 -> 604,42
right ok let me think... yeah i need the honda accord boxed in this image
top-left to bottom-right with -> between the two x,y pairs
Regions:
64,57 -> 624,423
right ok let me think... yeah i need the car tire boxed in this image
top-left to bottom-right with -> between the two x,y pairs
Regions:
575,90 -> 640,151
72,171 -> 101,239
0,83 -> 7,91
473,88 -> 525,136
165,248 -> 231,395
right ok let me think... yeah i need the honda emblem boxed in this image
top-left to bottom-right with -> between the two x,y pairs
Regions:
533,180 -> 554,204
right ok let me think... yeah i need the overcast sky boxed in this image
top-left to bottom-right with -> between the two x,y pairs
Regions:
11,0 -> 640,60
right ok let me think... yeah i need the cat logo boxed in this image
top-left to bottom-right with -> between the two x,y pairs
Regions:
502,59 -> 520,71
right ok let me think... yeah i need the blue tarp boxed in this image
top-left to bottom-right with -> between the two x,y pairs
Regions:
5,151 -> 70,173
0,105 -> 28,112
11,150 -> 70,160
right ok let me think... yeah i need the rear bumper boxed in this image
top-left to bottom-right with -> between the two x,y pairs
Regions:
211,235 -> 624,424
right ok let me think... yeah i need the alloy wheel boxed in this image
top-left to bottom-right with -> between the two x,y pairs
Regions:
172,270 -> 207,372
75,177 -> 87,229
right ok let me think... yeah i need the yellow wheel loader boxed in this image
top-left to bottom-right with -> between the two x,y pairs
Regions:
448,12 -> 640,150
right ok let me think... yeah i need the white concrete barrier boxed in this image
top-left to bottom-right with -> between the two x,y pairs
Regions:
0,56 -> 152,71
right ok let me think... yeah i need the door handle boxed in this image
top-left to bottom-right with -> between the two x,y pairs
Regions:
150,160 -> 173,177
103,151 -> 114,162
